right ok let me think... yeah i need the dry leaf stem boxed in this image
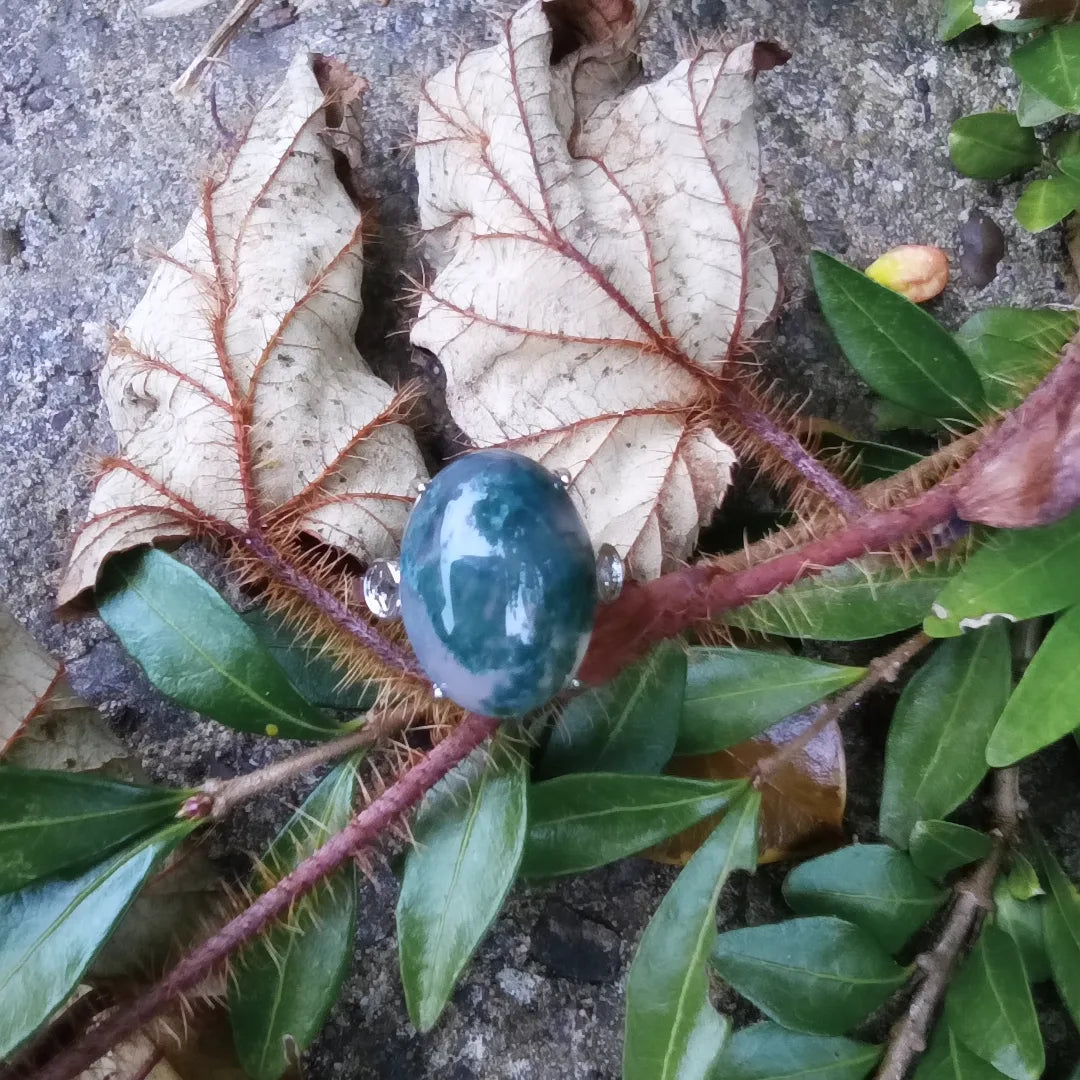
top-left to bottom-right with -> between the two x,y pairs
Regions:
35,711 -> 501,1080
170,0 -> 265,95
875,767 -> 1022,1080
753,631 -> 932,786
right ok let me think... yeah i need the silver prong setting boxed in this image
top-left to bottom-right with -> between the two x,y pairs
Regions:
553,467 -> 572,491
595,543 -> 625,604
362,559 -> 401,620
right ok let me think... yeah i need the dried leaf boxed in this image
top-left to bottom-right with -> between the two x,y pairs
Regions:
652,712 -> 846,865
410,1 -> 781,578
59,53 -> 427,606
0,603 -> 134,776
957,340 -> 1080,528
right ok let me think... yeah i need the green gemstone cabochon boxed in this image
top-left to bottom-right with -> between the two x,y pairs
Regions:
399,450 -> 597,718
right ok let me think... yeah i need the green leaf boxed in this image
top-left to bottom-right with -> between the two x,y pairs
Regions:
811,252 -> 986,421
1006,854 -> 1044,901
725,559 -> 954,642
874,399 -> 944,434
1016,82 -> 1069,127
243,608 -> 376,712
992,879 -> 1050,984
521,774 -> 747,879
675,648 -> 865,756
229,760 -> 360,1080
909,821 -> 992,881
398,732 -> 527,1031
1015,174 -> 1080,232
541,643 -> 686,777
949,114 -> 1042,179
955,307 -> 1078,410
987,603 -> 1080,765
711,917 -> 909,1036
939,0 -> 980,39
925,512 -> 1080,638
98,549 -> 338,741
1029,833 -> 1080,1024
623,790 -> 760,1080
0,822 -> 189,1059
1012,25 -> 1080,111
782,845 -> 946,953
1059,151 -> 1080,182
719,1024 -> 882,1080
880,626 -> 1011,845
0,767 -> 189,894
945,925 -> 1044,1080
915,1023 -> 1013,1080
827,437 -> 925,483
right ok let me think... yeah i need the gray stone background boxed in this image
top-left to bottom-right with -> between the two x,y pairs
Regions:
2,0 -> 1080,1076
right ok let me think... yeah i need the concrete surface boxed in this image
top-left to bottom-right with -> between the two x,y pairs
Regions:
1,0 -> 1078,1077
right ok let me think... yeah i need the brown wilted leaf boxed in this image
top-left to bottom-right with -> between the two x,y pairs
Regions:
0,602 -> 135,775
59,53 -> 427,607
957,339 -> 1080,528
410,0 -> 781,579
650,712 -> 846,866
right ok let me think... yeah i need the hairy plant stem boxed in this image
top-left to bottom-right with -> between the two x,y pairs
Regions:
875,767 -> 1021,1080
726,391 -> 865,517
180,706 -> 412,821
242,530 -> 424,678
38,712 -> 501,1080
754,631 -> 931,785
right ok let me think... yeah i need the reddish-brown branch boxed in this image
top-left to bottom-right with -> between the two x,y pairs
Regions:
37,712 -> 501,1080
580,482 -> 957,684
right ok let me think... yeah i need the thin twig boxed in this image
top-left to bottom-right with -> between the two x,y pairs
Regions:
754,631 -> 932,785
875,767 -> 1021,1080
37,712 -> 501,1080
180,706 -> 412,821
170,0 -> 265,96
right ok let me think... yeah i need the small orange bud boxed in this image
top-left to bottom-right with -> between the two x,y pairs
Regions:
865,245 -> 950,303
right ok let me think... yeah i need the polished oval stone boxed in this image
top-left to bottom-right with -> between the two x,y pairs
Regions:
399,450 -> 597,718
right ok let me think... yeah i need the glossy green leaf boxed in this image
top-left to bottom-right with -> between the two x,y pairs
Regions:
946,926 -> 1044,1080
995,17 -> 1051,31
915,1023 -> 1013,1080
1012,25 -> 1080,111
675,648 -> 865,756
925,512 -> 1080,637
0,767 -> 189,893
992,879 -> 1050,984
939,0 -> 980,39
1015,174 -> 1080,232
98,549 -> 337,740
542,643 -> 686,777
521,774 -> 747,879
811,252 -> 986,421
955,307 -> 1078,410
243,608 -> 376,712
832,437 -> 924,483
949,114 -> 1042,179
909,821 -> 992,881
1016,82 -> 1069,127
711,917 -> 909,1035
1059,152 -> 1080,183
1030,834 -> 1080,1024
229,760 -> 360,1080
0,822 -> 189,1059
1006,854 -> 1044,901
725,559 -> 954,642
399,732 -> 527,1030
623,790 -> 759,1080
874,399 -> 944,433
987,603 -> 1080,765
783,845 -> 945,953
880,625 -> 1011,845
720,1024 -> 882,1080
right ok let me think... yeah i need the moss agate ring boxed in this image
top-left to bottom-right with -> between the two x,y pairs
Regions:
361,449 -> 624,718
